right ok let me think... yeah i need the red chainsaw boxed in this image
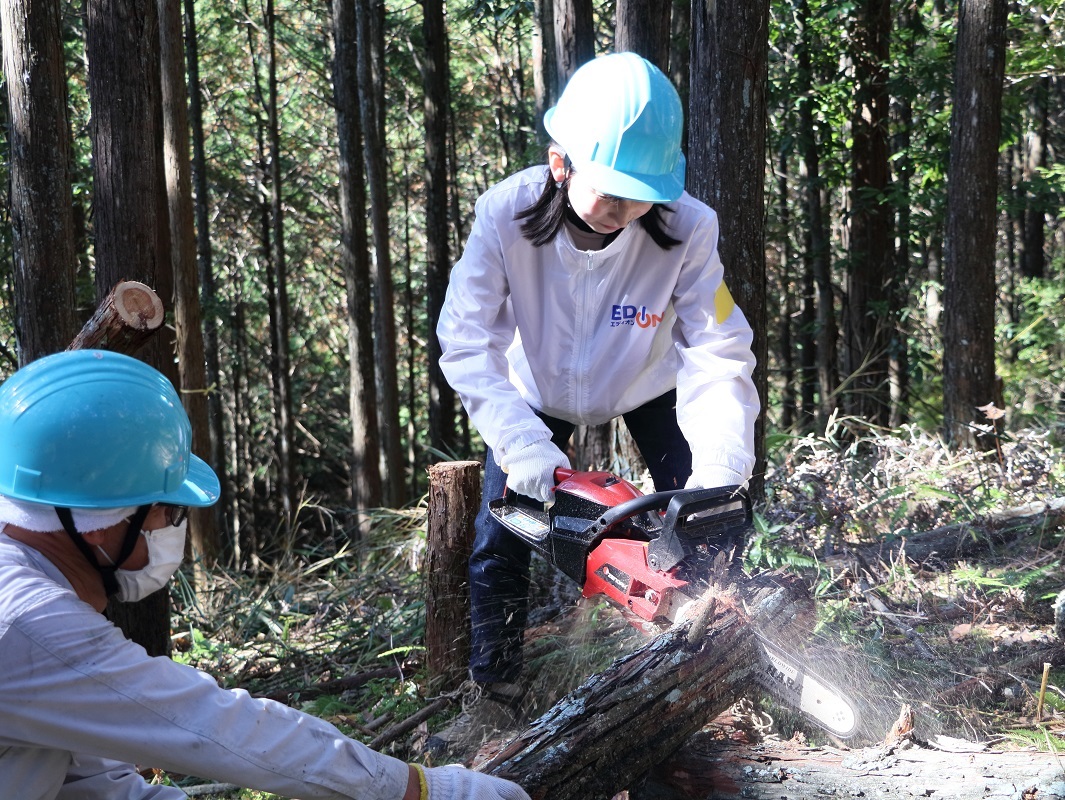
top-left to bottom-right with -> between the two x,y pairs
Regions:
489,467 -> 861,739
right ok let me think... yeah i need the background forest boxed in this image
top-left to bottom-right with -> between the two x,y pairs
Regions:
1,0 -> 1065,793
0,0 -> 1062,563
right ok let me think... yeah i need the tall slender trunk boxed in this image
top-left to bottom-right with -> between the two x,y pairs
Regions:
158,0 -> 217,570
264,0 -> 296,528
183,0 -> 228,546
423,0 -> 456,462
356,0 -> 404,506
331,0 -> 382,520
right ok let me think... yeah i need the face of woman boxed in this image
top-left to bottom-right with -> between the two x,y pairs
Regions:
564,171 -> 654,234
548,146 -> 654,235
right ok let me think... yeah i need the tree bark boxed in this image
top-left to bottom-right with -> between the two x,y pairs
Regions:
357,0 -> 404,507
532,0 -> 557,138
1,0 -> 80,363
422,0 -> 457,465
263,0 -> 296,529
85,0 -> 173,658
942,0 -> 1008,449
615,0 -> 671,72
477,574 -> 810,800
332,0 -> 382,521
553,0 -> 593,87
158,0 -> 218,569
687,0 -> 770,501
424,461 -> 481,690
182,0 -> 228,548
843,0 -> 893,429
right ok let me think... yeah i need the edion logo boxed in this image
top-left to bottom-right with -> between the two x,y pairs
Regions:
610,305 -> 664,329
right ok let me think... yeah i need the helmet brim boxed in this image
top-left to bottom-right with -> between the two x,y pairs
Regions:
170,454 -> 221,507
567,153 -> 686,204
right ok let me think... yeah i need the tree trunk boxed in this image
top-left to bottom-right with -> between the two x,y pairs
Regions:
423,0 -> 457,466
332,0 -> 382,522
264,0 -> 296,530
942,0 -> 1008,448
797,0 -> 837,433
158,0 -> 218,570
478,575 -> 810,799
687,0 -> 770,502
532,0 -> 557,138
615,0 -> 671,72
1,0 -> 80,363
669,0 -> 690,157
424,461 -> 481,690
843,0 -> 892,429
357,0 -> 404,507
85,0 -> 172,658
183,0 -> 228,546
1021,76 -> 1048,280
553,0 -> 593,86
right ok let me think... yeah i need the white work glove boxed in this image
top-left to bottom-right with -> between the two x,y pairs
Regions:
498,440 -> 570,502
685,466 -> 745,491
415,764 -> 531,800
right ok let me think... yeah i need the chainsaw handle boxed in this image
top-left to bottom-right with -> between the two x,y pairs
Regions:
592,489 -> 686,530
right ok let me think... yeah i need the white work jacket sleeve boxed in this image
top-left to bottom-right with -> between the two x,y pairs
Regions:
670,214 -> 759,485
0,592 -> 410,800
437,192 -> 554,458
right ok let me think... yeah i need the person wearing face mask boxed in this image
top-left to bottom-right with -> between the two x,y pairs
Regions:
0,349 -> 529,800
432,52 -> 760,754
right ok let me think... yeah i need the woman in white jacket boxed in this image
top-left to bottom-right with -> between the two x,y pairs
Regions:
434,53 -> 760,753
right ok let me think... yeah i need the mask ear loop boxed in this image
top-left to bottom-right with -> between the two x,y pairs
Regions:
55,507 -> 121,597
54,504 -> 153,598
114,504 -> 153,569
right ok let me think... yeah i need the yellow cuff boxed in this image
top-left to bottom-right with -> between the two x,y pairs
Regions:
410,763 -> 429,800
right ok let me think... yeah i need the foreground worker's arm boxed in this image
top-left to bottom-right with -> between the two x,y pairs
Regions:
0,549 -> 526,800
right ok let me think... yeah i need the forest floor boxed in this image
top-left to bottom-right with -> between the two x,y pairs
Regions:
164,419 -> 1065,798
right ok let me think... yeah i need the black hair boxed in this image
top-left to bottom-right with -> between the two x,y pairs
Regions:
514,165 -> 682,250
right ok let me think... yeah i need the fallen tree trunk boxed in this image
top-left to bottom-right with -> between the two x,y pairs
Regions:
639,732 -> 1065,800
826,496 -> 1065,574
476,572 -> 817,800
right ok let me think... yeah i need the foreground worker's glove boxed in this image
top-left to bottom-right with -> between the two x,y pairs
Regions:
499,440 -> 570,503
685,466 -> 745,491
412,763 -> 531,800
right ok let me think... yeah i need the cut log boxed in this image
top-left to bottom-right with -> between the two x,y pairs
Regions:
475,572 -> 816,800
638,732 -> 1065,800
424,460 -> 481,690
67,279 -> 165,355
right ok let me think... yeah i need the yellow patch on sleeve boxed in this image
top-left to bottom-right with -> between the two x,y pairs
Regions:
714,282 -> 736,324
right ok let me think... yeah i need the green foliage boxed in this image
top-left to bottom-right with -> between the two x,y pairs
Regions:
743,511 -> 819,571
998,277 -> 1065,427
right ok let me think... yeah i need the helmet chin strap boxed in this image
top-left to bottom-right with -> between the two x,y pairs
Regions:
55,505 -> 153,597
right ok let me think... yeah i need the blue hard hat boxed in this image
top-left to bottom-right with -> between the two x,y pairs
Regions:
544,52 -> 686,203
0,350 -> 220,508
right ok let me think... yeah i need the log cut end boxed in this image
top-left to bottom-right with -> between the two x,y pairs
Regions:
114,280 -> 165,330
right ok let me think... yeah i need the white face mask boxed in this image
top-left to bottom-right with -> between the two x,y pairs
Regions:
96,522 -> 187,603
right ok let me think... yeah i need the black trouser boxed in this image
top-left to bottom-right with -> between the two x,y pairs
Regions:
468,390 -> 692,683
